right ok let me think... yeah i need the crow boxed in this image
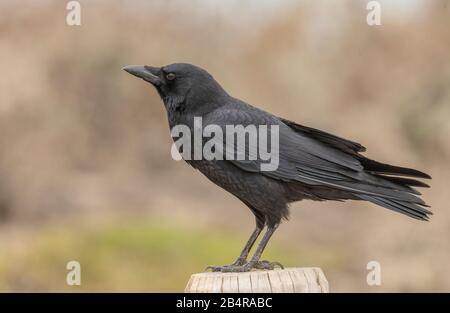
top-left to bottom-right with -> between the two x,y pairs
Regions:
123,63 -> 431,272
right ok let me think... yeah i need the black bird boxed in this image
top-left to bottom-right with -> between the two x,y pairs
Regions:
123,63 -> 431,272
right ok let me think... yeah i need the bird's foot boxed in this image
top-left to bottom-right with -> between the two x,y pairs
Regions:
253,260 -> 284,270
205,258 -> 247,272
206,260 -> 283,272
205,264 -> 253,272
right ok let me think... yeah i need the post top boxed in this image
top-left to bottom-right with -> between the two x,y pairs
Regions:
185,267 -> 329,293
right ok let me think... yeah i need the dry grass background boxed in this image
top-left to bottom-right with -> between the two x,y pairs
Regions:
0,0 -> 449,291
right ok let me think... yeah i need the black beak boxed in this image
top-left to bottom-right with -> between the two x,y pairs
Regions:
123,65 -> 161,86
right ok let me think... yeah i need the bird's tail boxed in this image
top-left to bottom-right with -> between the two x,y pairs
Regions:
359,157 -> 431,179
355,157 -> 432,221
356,194 -> 431,221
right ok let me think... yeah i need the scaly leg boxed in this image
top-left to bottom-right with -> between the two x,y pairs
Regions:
208,224 -> 283,272
206,225 -> 263,271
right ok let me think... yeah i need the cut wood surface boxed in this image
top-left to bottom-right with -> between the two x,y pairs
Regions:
185,267 -> 329,293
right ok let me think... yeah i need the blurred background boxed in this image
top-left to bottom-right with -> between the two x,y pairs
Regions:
0,0 -> 449,292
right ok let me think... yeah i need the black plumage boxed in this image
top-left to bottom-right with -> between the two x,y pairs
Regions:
124,63 -> 431,272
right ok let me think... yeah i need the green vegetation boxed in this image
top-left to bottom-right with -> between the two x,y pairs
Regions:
0,219 -> 299,292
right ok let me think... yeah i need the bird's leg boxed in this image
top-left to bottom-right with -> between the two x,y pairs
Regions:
231,226 -> 263,266
206,225 -> 263,272
246,224 -> 284,270
208,224 -> 283,273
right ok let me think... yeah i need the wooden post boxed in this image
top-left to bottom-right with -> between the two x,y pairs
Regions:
185,267 -> 329,293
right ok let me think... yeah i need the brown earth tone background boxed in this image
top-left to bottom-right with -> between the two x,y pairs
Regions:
0,0 -> 449,291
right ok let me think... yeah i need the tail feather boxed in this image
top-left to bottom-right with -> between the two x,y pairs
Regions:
371,175 -> 429,196
354,158 -> 432,220
375,175 -> 430,188
356,194 -> 431,221
360,158 -> 431,179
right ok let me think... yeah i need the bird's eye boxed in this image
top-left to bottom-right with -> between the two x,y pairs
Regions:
166,73 -> 176,81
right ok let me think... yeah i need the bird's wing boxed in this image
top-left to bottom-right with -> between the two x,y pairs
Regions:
281,117 -> 431,179
202,106 -> 431,220
279,118 -> 366,155
205,107 -> 360,176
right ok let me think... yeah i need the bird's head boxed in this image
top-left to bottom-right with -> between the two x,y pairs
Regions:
123,63 -> 228,114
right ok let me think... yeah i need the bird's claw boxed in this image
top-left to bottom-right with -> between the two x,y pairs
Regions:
206,264 -> 253,272
205,258 -> 247,272
206,260 -> 284,272
253,260 -> 284,270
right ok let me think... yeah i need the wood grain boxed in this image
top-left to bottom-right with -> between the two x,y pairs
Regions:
185,267 -> 329,293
